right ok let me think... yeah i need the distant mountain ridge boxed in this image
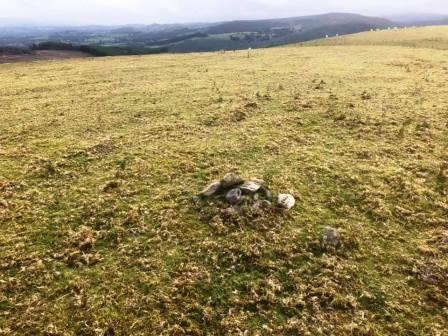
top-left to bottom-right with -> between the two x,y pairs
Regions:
205,13 -> 392,34
170,13 -> 393,52
1,12 -> 447,56
383,13 -> 448,27
385,13 -> 448,24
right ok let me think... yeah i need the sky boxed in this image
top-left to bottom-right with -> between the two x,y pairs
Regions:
0,0 -> 447,25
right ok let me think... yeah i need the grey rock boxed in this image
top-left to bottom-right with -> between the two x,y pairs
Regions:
277,194 -> 296,210
321,227 -> 341,249
225,188 -> 242,205
200,181 -> 221,197
221,173 -> 244,189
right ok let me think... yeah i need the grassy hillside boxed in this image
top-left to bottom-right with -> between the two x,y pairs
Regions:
306,25 -> 448,50
1,28 -> 448,335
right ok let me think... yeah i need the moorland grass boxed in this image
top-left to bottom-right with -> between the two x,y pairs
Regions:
305,25 -> 448,50
1,27 -> 448,335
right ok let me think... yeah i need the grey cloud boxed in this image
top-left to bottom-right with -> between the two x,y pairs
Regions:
0,0 -> 447,25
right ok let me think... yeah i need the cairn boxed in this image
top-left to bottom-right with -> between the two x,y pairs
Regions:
194,173 -> 296,211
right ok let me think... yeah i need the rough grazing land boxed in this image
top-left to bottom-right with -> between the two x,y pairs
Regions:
306,26 -> 448,50
1,28 -> 448,335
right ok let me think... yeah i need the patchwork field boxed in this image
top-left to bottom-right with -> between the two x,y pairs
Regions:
1,27 -> 448,335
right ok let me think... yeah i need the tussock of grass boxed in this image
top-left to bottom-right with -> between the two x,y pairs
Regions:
1,27 -> 448,335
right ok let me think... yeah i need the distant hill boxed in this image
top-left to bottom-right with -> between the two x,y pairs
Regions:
206,13 -> 391,34
169,13 -> 392,52
408,18 -> 448,26
0,13 -> 394,55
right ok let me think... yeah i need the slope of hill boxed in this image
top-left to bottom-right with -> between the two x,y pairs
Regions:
305,25 -> 448,50
1,28 -> 448,335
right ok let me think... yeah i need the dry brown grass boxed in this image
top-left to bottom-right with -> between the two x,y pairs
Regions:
305,25 -> 448,50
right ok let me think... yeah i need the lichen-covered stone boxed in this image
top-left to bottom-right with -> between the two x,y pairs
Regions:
221,173 -> 244,188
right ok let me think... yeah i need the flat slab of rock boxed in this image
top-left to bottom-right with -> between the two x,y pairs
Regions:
200,182 -> 222,197
240,181 -> 262,193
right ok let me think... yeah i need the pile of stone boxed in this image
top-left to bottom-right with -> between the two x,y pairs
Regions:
194,172 -> 296,210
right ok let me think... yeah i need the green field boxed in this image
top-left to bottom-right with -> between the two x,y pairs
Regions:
1,27 -> 448,335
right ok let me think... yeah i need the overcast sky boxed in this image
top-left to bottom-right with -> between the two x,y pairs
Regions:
0,0 -> 447,25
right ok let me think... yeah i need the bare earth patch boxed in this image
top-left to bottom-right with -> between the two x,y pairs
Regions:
0,50 -> 91,64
